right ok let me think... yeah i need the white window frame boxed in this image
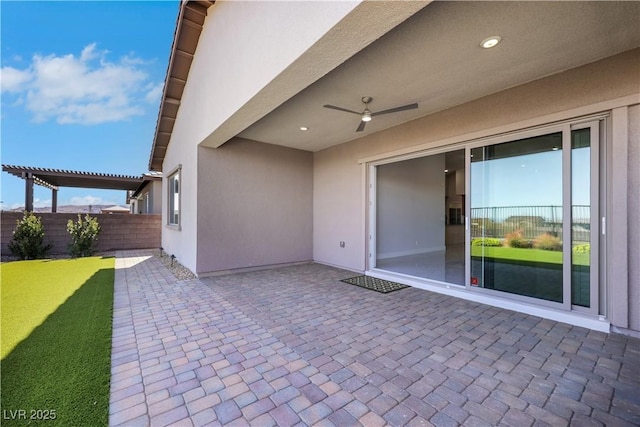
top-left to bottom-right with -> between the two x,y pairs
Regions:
167,165 -> 181,229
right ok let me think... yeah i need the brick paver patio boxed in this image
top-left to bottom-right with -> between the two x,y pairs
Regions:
109,250 -> 640,426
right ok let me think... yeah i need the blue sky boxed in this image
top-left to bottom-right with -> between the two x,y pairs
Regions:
470,148 -> 591,212
1,1 -> 178,209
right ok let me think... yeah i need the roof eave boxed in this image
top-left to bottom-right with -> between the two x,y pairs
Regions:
148,0 -> 214,171
130,174 -> 162,199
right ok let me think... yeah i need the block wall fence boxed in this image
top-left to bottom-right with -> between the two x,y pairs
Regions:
1,212 -> 161,256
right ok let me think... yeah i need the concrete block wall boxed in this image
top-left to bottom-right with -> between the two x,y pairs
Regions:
1,212 -> 161,256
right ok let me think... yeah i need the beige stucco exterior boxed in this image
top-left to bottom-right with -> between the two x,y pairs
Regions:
181,0 -> 357,149
160,0 -> 422,274
196,139 -> 313,275
157,1 -> 639,334
131,180 -> 162,215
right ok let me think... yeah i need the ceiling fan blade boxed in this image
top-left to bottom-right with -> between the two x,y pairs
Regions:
323,104 -> 362,115
371,103 -> 418,117
356,120 -> 367,132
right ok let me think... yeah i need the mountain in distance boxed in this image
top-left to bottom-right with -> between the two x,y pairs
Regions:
5,205 -> 129,214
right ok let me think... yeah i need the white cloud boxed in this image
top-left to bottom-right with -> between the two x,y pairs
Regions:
144,82 -> 163,104
33,198 -> 53,208
0,66 -> 33,93
1,43 -> 162,125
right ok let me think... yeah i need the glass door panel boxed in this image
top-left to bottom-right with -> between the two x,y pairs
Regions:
470,133 -> 564,303
375,150 -> 465,285
571,128 -> 592,308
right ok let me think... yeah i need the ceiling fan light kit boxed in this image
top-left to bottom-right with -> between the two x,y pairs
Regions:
323,96 -> 418,132
360,96 -> 372,122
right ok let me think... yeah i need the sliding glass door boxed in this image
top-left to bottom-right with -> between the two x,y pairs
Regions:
370,119 -> 601,313
469,122 -> 600,310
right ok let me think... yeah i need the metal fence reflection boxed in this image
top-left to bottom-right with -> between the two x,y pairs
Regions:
470,205 -> 590,242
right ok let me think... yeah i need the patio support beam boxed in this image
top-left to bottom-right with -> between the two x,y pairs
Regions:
23,172 -> 34,212
52,188 -> 58,213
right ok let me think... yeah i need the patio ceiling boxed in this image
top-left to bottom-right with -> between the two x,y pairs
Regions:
237,1 -> 640,152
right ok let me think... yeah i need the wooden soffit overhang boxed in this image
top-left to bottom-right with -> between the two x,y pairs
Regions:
148,0 -> 214,171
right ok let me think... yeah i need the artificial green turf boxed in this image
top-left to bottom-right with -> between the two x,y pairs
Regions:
471,246 -> 590,266
0,257 -> 115,427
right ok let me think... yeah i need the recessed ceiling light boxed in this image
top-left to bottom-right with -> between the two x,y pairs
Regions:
299,126 -> 309,131
481,36 -> 501,49
444,169 -> 449,173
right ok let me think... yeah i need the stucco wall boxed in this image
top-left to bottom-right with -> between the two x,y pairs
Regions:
150,180 -> 163,214
160,1 -> 362,273
182,1 -> 359,147
133,181 -> 162,215
313,49 -> 639,330
161,138 -> 198,273
160,0 -> 428,273
1,212 -> 161,255
196,138 -> 313,275
628,104 -> 640,332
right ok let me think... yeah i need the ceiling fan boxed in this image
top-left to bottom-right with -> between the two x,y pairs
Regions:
323,96 -> 418,132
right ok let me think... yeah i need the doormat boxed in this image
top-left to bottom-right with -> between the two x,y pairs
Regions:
341,275 -> 409,294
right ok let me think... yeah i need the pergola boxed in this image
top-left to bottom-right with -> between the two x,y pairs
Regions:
2,165 -> 146,212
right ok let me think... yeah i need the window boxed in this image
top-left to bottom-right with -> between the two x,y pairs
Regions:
144,192 -> 150,214
168,167 -> 181,227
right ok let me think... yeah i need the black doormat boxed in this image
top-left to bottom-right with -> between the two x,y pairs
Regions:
341,275 -> 409,294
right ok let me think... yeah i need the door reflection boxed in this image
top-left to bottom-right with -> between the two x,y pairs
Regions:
470,132 -> 564,302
